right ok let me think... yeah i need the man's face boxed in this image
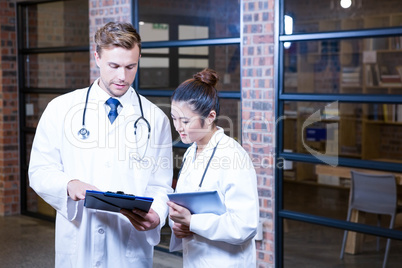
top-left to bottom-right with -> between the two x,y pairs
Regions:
94,45 -> 140,97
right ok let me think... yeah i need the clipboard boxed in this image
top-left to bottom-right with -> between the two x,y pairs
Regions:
84,190 -> 153,213
168,190 -> 226,215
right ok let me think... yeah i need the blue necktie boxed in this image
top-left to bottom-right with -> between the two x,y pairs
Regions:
106,97 -> 120,124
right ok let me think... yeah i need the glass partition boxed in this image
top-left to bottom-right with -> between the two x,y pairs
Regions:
285,0 -> 402,34
139,0 -> 240,41
282,101 -> 402,162
140,44 -> 240,91
22,0 -> 89,48
24,52 -> 89,89
283,219 -> 402,267
18,0 -> 89,219
284,37 -> 402,94
24,93 -> 59,128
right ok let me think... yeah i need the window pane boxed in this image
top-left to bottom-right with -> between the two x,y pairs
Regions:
140,45 -> 240,91
285,0 -> 402,34
179,25 -> 208,40
283,100 -> 402,161
284,37 -> 402,94
24,93 -> 60,128
22,0 -> 89,48
139,0 -> 240,41
24,52 -> 90,89
139,57 -> 170,88
283,220 -> 402,267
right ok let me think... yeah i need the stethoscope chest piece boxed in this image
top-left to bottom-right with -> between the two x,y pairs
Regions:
78,127 -> 90,140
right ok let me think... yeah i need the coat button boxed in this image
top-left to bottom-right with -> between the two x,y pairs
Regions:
98,228 -> 104,234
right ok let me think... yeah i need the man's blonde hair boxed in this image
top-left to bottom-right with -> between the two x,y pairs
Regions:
94,22 -> 141,57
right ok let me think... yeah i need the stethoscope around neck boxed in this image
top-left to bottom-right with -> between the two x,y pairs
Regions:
77,82 -> 151,161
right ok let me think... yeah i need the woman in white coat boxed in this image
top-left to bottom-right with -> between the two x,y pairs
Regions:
168,68 -> 259,267
28,22 -> 173,268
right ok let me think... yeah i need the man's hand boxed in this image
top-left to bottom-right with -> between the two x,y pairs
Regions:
167,201 -> 191,226
171,222 -> 193,238
120,208 -> 160,231
67,179 -> 99,201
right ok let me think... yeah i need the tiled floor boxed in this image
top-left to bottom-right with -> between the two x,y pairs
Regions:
283,182 -> 402,268
2,183 -> 402,268
0,215 -> 182,268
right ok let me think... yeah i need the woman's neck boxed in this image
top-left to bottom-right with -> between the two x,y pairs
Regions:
196,126 -> 218,155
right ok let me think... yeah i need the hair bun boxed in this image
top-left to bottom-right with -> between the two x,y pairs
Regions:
193,68 -> 219,87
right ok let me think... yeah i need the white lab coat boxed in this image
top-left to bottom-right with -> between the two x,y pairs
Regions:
169,128 -> 259,268
29,79 -> 173,268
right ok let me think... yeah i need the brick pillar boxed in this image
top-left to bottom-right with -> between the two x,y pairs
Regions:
0,0 -> 19,216
89,0 -> 132,81
242,0 -> 275,266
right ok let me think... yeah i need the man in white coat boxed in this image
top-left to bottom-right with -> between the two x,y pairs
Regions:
28,22 -> 173,267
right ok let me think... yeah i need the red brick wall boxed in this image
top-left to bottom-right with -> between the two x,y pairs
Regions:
242,0 -> 276,267
0,0 -> 19,215
89,0 -> 132,81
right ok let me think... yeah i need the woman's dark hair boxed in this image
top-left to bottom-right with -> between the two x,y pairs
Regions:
171,68 -> 220,126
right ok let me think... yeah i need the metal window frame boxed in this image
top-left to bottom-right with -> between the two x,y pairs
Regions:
17,0 -> 90,220
275,2 -> 402,267
131,0 -> 242,141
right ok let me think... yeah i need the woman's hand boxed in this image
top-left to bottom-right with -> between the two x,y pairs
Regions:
167,201 -> 192,226
171,222 -> 193,238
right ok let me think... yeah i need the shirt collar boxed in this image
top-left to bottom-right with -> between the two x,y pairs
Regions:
192,127 -> 225,153
92,78 -> 134,108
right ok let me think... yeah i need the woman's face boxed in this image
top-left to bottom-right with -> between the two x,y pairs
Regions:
171,101 -> 212,146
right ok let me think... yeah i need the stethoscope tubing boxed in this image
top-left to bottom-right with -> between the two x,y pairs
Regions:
177,140 -> 220,190
78,82 -> 151,161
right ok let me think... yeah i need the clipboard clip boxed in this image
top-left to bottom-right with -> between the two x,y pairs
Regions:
105,191 -> 135,197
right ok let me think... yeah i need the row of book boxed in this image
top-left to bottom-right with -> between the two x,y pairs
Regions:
383,104 -> 402,123
365,64 -> 402,87
369,103 -> 402,123
390,36 -> 402,50
341,66 -> 361,87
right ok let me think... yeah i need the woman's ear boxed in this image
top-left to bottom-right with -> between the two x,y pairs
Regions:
207,110 -> 217,126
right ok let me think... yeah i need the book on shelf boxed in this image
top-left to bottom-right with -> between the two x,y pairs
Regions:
379,74 -> 402,87
397,66 -> 402,81
365,64 -> 381,86
284,170 -> 296,180
341,66 -> 361,86
284,72 -> 298,87
397,104 -> 402,123
365,64 -> 373,86
368,103 -> 383,121
382,104 -> 402,123
391,36 -> 402,50
382,104 -> 393,122
366,64 -> 402,87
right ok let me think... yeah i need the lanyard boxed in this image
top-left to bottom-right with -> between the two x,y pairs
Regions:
178,141 -> 220,190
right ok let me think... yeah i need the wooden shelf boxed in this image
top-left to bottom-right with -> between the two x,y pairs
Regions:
364,119 -> 402,125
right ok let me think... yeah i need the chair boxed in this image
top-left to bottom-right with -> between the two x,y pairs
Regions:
340,171 -> 402,268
